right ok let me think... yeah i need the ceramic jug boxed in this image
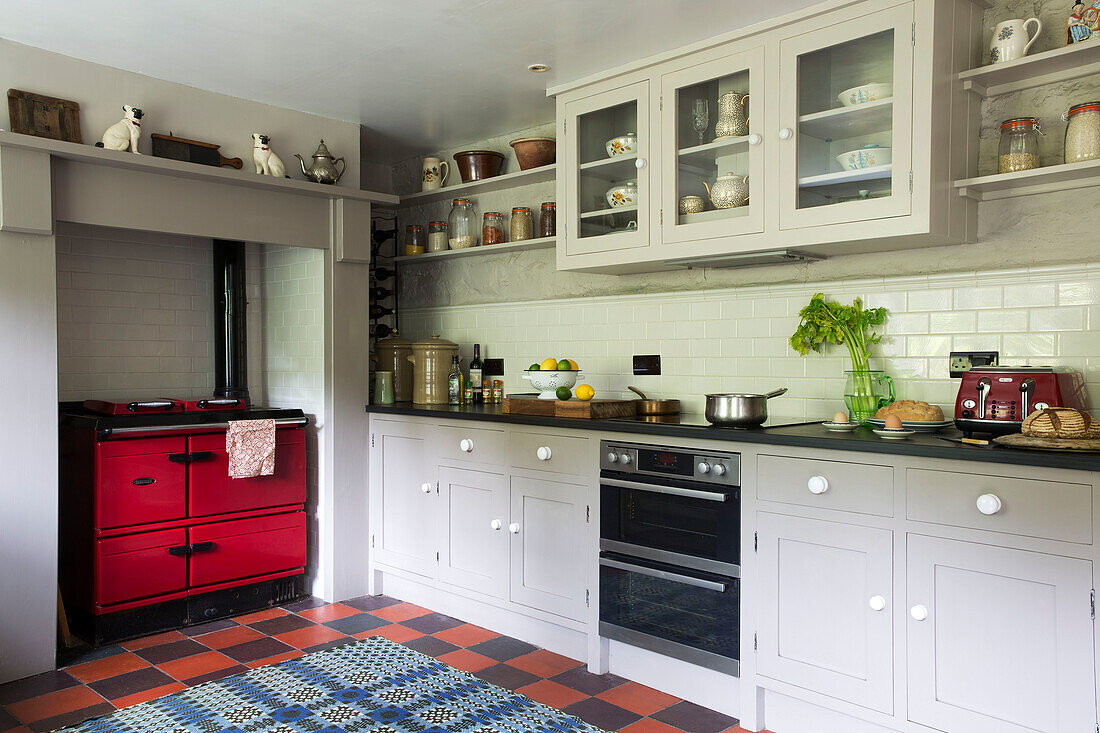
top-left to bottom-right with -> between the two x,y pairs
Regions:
371,335 -> 413,402
714,91 -> 750,139
703,174 -> 749,209
422,156 -> 449,191
989,18 -> 1041,64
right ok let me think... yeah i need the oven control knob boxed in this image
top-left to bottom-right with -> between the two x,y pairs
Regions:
607,452 -> 619,463
712,463 -> 727,477
962,399 -> 976,409
1034,401 -> 1050,411
697,461 -> 711,474
619,454 -> 632,465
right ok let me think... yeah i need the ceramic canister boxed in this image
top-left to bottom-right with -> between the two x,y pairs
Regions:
407,335 -> 459,405
422,156 -> 450,191
373,335 -> 414,401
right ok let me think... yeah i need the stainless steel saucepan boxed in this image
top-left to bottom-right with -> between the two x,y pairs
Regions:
704,388 -> 788,427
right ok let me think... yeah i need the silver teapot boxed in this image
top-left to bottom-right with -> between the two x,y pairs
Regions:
295,139 -> 346,184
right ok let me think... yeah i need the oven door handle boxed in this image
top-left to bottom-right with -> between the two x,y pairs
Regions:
600,557 -> 728,592
600,477 -> 728,502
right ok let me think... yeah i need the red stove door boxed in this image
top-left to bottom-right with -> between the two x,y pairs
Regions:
97,437 -> 188,528
95,528 -> 188,606
187,511 -> 306,588
187,429 -> 306,516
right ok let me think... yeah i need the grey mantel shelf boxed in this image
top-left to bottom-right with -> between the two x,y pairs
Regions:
366,402 -> 1100,473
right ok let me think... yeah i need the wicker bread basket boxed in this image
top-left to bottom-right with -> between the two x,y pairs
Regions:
1021,408 -> 1100,439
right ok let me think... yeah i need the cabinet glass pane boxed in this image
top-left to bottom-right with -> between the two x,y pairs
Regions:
796,29 -> 894,210
577,101 -> 640,239
674,70 -> 751,227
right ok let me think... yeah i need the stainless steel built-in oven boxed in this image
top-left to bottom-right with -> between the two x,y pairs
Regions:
599,441 -> 741,675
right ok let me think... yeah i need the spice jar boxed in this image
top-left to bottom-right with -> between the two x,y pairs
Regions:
492,379 -> 503,403
510,207 -> 532,241
540,202 -> 556,237
483,212 -> 505,245
404,225 -> 425,255
427,221 -> 448,252
448,198 -> 477,249
1063,102 -> 1100,164
998,117 -> 1042,174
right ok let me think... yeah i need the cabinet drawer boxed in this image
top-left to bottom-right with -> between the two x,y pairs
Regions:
437,424 -> 506,466
188,429 -> 306,517
758,454 -> 893,516
189,512 -> 306,588
906,468 -> 1092,544
97,442 -> 188,529
509,430 -> 590,477
95,529 -> 188,606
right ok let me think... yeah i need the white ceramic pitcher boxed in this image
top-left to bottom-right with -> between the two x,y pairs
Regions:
421,156 -> 449,191
989,17 -> 1041,64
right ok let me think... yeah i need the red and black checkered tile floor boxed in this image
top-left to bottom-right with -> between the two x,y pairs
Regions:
0,595 -> 757,733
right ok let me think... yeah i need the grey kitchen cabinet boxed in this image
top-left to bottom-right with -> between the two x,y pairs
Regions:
906,534 -> 1096,733
437,466 -> 509,598
756,511 -> 894,714
509,474 -> 590,622
370,419 -> 437,578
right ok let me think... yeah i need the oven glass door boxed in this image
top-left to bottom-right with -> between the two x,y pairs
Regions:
601,473 -> 739,567
599,551 -> 739,664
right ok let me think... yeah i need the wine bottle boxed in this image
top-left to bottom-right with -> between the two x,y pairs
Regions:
374,266 -> 396,281
370,305 -> 395,320
372,324 -> 397,339
447,355 -> 462,405
470,344 -> 484,404
371,286 -> 394,301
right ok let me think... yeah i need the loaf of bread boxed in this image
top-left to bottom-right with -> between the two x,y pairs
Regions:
875,400 -> 944,422
1022,408 -> 1100,439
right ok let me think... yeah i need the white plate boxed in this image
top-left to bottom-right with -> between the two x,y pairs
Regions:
867,418 -> 953,433
822,421 -> 859,432
873,428 -> 915,440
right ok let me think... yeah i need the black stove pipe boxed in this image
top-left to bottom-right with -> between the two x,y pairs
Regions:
213,240 -> 250,404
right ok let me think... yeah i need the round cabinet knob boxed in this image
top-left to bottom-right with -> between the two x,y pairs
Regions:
459,438 -> 474,453
509,522 -> 521,534
779,127 -> 794,140
697,461 -> 711,475
607,452 -> 619,463
868,595 -> 887,612
713,464 -> 727,477
421,483 -> 433,494
976,493 -> 1003,515
807,475 -> 829,495
748,133 -> 762,146
490,519 -> 502,531
619,454 -> 632,465
536,446 -> 552,461
635,158 -> 647,169
910,604 -> 929,621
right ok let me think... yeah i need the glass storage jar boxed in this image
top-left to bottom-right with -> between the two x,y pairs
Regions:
998,117 -> 1042,174
540,202 -> 556,237
427,221 -> 448,252
404,225 -> 425,255
448,198 -> 477,249
510,207 -> 532,241
483,212 -> 505,245
1063,102 -> 1100,163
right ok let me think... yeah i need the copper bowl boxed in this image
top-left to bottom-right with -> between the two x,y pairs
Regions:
509,137 -> 556,170
453,150 -> 505,182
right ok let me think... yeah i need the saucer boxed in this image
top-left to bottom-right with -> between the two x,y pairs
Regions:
822,421 -> 859,432
873,428 -> 915,440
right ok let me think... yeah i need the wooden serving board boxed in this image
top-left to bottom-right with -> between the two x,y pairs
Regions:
503,396 -> 636,420
7,89 -> 82,143
151,133 -> 244,169
993,433 -> 1100,452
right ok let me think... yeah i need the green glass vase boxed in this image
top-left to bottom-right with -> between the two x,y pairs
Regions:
844,369 -> 895,424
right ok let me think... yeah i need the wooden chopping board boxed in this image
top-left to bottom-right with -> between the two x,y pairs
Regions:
993,433 -> 1100,452
503,396 -> 636,420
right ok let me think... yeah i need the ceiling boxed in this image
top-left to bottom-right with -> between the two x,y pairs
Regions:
0,0 -> 821,164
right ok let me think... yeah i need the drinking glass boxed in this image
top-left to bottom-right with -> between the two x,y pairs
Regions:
692,99 -> 709,145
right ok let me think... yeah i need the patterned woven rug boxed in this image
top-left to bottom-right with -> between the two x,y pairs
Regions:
57,637 -> 607,732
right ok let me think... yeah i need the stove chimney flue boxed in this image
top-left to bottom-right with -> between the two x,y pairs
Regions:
213,240 -> 250,404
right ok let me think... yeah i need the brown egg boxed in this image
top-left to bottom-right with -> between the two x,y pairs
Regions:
832,411 -> 849,424
884,414 -> 903,430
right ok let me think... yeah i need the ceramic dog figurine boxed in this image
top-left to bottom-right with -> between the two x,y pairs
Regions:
252,133 -> 288,178
95,105 -> 144,153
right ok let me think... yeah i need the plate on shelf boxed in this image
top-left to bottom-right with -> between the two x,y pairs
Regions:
873,428 -> 915,440
867,418 -> 954,433
822,421 -> 859,432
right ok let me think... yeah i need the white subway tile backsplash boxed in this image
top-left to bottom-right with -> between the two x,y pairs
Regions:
1029,307 -> 1086,332
1003,283 -> 1057,308
906,289 -> 953,312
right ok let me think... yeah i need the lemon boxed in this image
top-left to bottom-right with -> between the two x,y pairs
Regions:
566,359 -> 579,370
540,357 -> 559,371
576,384 -> 595,401
556,359 -> 572,371
556,386 -> 572,401
528,363 -> 541,371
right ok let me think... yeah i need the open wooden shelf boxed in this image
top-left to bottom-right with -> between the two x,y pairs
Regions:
799,99 -> 893,140
798,164 -> 892,188
954,158 -> 1100,201
393,236 -> 555,263
958,41 -> 1100,98
397,164 -> 555,207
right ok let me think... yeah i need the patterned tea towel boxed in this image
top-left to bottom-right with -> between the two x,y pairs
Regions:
226,419 -> 275,478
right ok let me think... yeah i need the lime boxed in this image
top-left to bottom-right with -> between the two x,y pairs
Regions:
528,363 -> 541,371
556,359 -> 572,371
556,386 -> 572,401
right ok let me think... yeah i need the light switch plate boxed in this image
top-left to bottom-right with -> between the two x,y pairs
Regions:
633,355 -> 661,375
949,350 -> 999,378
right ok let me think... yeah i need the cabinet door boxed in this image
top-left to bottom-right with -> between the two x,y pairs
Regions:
437,466 -> 508,598
188,511 -> 306,588
660,46 -> 765,248
97,437 -> 187,529
188,428 -> 306,517
777,4 -> 913,230
372,422 -> 437,577
95,528 -> 188,607
509,475 -> 589,621
907,535 -> 1095,733
563,80 -> 652,257
757,512 -> 894,714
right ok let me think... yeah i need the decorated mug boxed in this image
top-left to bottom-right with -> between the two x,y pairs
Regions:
422,156 -> 449,191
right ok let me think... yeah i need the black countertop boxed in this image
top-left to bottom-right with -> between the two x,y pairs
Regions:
366,402 -> 1100,473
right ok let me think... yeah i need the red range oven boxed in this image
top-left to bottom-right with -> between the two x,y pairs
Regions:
59,399 -> 309,645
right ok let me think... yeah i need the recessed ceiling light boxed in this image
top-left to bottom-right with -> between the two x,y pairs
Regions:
527,63 -> 551,73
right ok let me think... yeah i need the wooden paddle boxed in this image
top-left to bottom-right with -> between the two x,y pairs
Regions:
151,133 -> 243,169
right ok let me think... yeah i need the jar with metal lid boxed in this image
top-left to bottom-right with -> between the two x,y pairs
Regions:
540,202 -> 556,237
998,117 -> 1042,174
427,221 -> 448,252
404,225 -> 425,255
407,334 -> 459,404
483,212 -> 505,245
1063,102 -> 1100,163
510,207 -> 532,241
448,198 -> 477,249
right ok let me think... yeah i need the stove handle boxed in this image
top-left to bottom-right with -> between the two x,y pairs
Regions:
167,542 -> 216,556
601,477 -> 729,502
196,399 -> 243,409
167,451 -> 215,464
168,544 -> 193,556
600,557 -> 727,592
190,541 -> 216,553
127,400 -> 177,412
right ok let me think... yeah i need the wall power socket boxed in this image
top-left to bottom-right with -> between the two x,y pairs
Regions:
949,351 -> 999,378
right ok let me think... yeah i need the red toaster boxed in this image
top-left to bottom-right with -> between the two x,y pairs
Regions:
954,366 -> 1085,436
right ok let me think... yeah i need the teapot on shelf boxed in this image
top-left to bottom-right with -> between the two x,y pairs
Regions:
703,173 -> 749,209
294,139 -> 346,184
